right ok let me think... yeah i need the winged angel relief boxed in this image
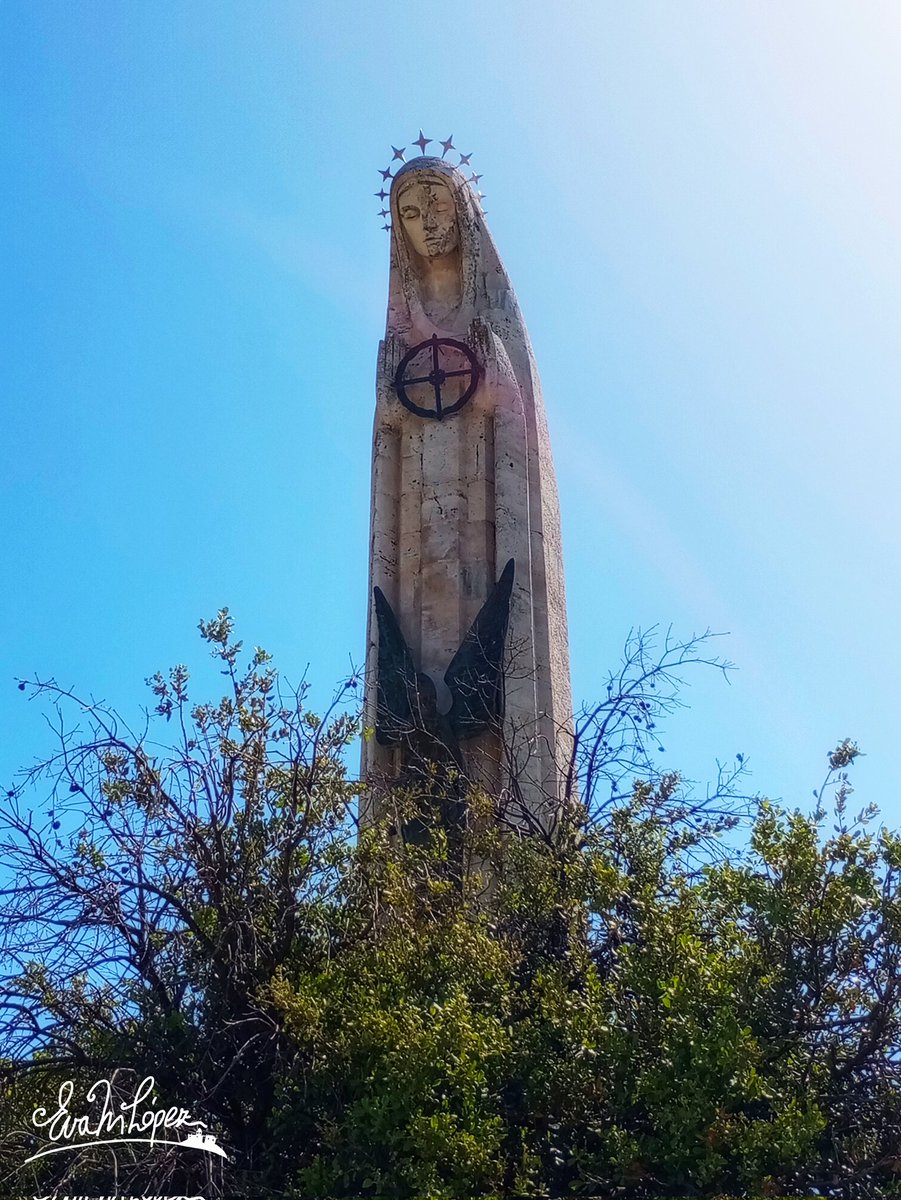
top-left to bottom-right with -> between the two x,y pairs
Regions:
372,559 -> 514,850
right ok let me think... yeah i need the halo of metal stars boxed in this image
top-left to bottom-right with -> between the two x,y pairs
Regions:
376,131 -> 486,232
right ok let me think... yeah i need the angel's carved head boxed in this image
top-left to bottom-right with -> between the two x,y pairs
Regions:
415,672 -> 439,721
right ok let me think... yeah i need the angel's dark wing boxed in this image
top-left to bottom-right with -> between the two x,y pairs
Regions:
445,558 -> 515,741
373,586 -> 419,745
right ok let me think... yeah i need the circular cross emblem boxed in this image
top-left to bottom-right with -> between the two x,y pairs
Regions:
394,335 -> 481,420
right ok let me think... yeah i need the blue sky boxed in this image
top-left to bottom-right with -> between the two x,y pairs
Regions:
3,1 -> 899,828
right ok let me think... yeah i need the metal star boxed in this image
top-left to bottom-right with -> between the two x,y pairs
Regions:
413,129 -> 431,153
469,173 -> 483,185
440,135 -> 454,157
379,167 -> 393,181
382,223 -> 391,232
375,189 -> 389,200
379,208 -> 389,217
458,152 -> 472,166
391,146 -> 406,161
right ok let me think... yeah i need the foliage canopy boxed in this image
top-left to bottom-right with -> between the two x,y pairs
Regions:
1,614 -> 898,1199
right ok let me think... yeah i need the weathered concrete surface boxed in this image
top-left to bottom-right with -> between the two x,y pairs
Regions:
362,156 -> 573,834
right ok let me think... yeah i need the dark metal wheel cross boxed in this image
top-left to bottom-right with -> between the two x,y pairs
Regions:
394,334 -> 481,420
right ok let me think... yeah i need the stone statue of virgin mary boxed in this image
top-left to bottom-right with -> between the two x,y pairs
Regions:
362,155 -> 573,834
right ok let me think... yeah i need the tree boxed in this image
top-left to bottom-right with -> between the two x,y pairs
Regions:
1,613 -> 898,1199
1,611 -> 361,1196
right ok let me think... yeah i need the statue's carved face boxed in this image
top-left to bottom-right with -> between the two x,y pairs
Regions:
397,178 -> 459,259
